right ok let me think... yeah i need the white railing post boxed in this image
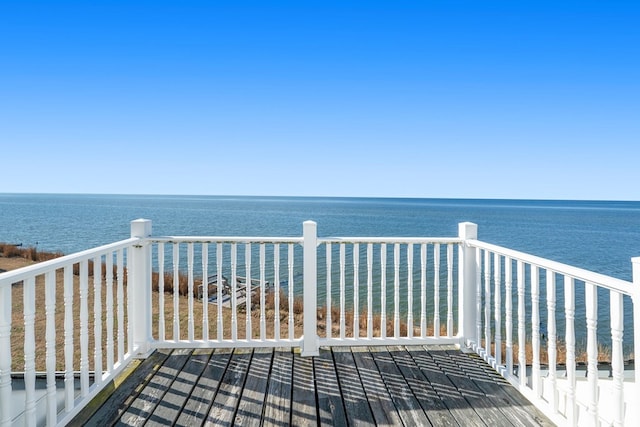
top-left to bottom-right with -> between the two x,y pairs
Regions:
458,222 -> 478,348
130,219 -> 153,356
302,220 -> 319,356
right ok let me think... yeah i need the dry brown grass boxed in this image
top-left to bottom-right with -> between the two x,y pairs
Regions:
0,242 -> 64,262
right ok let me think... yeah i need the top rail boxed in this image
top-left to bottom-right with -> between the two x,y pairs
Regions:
468,239 -> 633,295
149,236 -> 304,244
0,237 -> 140,287
319,237 -> 463,244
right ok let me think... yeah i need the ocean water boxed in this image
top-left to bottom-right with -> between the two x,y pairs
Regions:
1,193 -> 639,281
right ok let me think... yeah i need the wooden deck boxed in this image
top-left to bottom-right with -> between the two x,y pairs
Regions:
74,345 -> 555,426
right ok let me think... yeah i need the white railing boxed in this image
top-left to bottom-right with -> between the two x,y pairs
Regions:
0,232 -> 145,426
1,219 -> 638,426
467,237 -> 640,427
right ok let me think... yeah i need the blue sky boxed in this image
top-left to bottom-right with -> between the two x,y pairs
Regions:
1,1 -> 639,200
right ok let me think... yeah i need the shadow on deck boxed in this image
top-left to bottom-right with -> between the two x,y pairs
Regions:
73,345 -> 555,426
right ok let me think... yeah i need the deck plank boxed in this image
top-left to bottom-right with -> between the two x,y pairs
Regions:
445,349 -> 554,427
173,348 -> 233,426
369,346 -> 430,427
430,345 -> 513,427
388,346 -> 458,427
204,348 -> 253,426
314,348 -> 348,427
332,346 -> 377,426
78,349 -> 170,426
262,347 -> 294,427
407,345 -> 487,427
350,346 -> 403,426
146,349 -> 212,426
116,348 -> 192,427
234,347 -> 273,427
291,350 -> 318,427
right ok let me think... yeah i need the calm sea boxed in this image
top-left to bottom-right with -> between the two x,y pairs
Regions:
1,193 -> 639,281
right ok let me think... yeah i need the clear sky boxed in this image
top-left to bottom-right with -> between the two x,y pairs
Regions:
1,1 -> 638,200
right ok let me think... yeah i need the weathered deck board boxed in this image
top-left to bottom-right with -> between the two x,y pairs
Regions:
146,349 -> 212,426
79,349 -> 170,427
370,346 -> 431,426
234,346 -> 272,427
408,345 -> 488,427
351,346 -> 403,426
314,348 -> 348,426
116,348 -> 192,427
387,345 -> 458,427
332,346 -> 377,425
174,348 -> 233,426
204,348 -> 252,426
444,348 -> 554,427
76,345 -> 556,426
290,351 -> 317,426
262,347 -> 293,426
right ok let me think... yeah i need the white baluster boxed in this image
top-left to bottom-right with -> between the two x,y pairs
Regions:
484,249 -> 491,356
394,243 -> 400,338
325,243 -> 332,339
158,243 -> 166,342
187,243 -> 195,341
106,253 -> 114,372
380,243 -> 387,339
173,243 -> 180,340
353,243 -> 360,338
117,249 -> 125,362
546,270 -> 558,413
564,276 -> 577,426
216,243 -> 223,341
64,266 -> 74,412
447,243 -> 454,337
367,243 -> 373,339
45,270 -> 57,425
475,248 -> 482,345
610,290 -> 624,427
433,244 -> 440,338
517,260 -> 526,387
274,244 -> 281,341
585,282 -> 599,424
288,243 -> 294,340
493,253 -> 502,367
260,243 -> 266,341
505,257 -> 513,378
245,243 -> 252,341
23,277 -> 36,425
531,265 -> 540,397
80,260 -> 90,395
340,243 -> 346,339
407,244 -> 414,338
93,256 -> 103,385
126,251 -> 133,354
420,243 -> 427,338
231,243 -> 238,341
202,243 -> 209,341
0,279 -> 11,427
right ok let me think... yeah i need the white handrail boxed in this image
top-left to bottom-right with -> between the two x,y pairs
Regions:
0,237 -> 140,288
468,239 -> 633,293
